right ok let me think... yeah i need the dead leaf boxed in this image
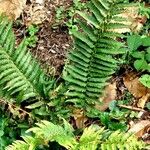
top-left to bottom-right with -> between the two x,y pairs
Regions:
35,0 -> 44,5
128,120 -> 150,138
0,0 -> 26,20
123,71 -> 150,108
24,2 -> 47,25
72,108 -> 87,129
137,94 -> 150,108
95,82 -> 117,111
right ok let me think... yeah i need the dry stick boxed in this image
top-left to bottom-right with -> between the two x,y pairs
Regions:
118,104 -> 146,112
0,99 -> 31,116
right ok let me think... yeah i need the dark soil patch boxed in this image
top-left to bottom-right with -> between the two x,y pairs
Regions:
32,23 -> 71,75
13,0 -> 73,75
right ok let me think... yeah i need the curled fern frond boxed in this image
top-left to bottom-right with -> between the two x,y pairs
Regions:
0,16 -> 54,103
63,0 -> 137,105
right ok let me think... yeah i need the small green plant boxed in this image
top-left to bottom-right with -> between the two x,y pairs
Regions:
86,100 -> 138,131
6,119 -> 145,150
26,25 -> 39,48
127,34 -> 150,87
55,0 -> 86,31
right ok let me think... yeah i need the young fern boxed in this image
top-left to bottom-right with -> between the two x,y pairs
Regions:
63,0 -> 135,105
6,119 -> 145,150
0,16 -> 54,103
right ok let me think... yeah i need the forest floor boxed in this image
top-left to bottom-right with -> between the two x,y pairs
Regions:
0,0 -> 150,147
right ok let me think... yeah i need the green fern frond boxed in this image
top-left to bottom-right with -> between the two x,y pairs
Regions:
101,131 -> 145,150
77,125 -> 104,150
27,119 -> 77,149
63,0 -> 135,105
6,140 -> 29,150
6,119 -> 77,150
6,120 -> 145,150
0,16 -> 54,103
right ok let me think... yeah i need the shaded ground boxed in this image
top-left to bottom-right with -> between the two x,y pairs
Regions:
11,0 -> 150,144
32,24 -> 71,75
14,0 -> 73,75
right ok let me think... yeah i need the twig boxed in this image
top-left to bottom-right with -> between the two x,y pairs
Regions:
118,104 -> 146,112
0,99 -> 31,116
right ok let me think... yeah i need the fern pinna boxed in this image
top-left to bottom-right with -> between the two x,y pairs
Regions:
0,16 -> 54,103
63,0 -> 133,105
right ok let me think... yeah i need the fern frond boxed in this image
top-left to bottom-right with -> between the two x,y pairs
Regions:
101,131 -> 145,150
0,16 -> 54,103
6,140 -> 29,150
77,125 -> 104,150
6,119 -> 77,150
63,0 -> 134,105
27,119 -> 77,149
7,120 -> 145,150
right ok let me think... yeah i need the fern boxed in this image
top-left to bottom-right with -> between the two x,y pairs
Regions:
6,119 -> 146,150
101,131 -> 144,150
0,16 -> 54,103
63,0 -> 136,105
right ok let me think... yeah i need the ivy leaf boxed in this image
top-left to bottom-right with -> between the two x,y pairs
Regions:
139,74 -> 150,88
134,59 -> 148,71
127,35 -> 142,51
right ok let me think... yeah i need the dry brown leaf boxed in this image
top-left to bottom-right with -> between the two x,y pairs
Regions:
24,2 -> 47,25
123,71 -> 150,108
128,120 -> 150,138
137,94 -> 150,108
0,0 -> 26,20
72,108 -> 87,129
95,82 -> 117,111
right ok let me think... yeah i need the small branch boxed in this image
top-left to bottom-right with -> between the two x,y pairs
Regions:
0,99 -> 32,117
118,104 -> 146,112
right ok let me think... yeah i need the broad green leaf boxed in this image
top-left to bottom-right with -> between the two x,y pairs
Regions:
141,37 -> 150,46
139,74 -> 150,88
131,51 -> 145,59
127,35 -> 142,50
134,59 -> 148,71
